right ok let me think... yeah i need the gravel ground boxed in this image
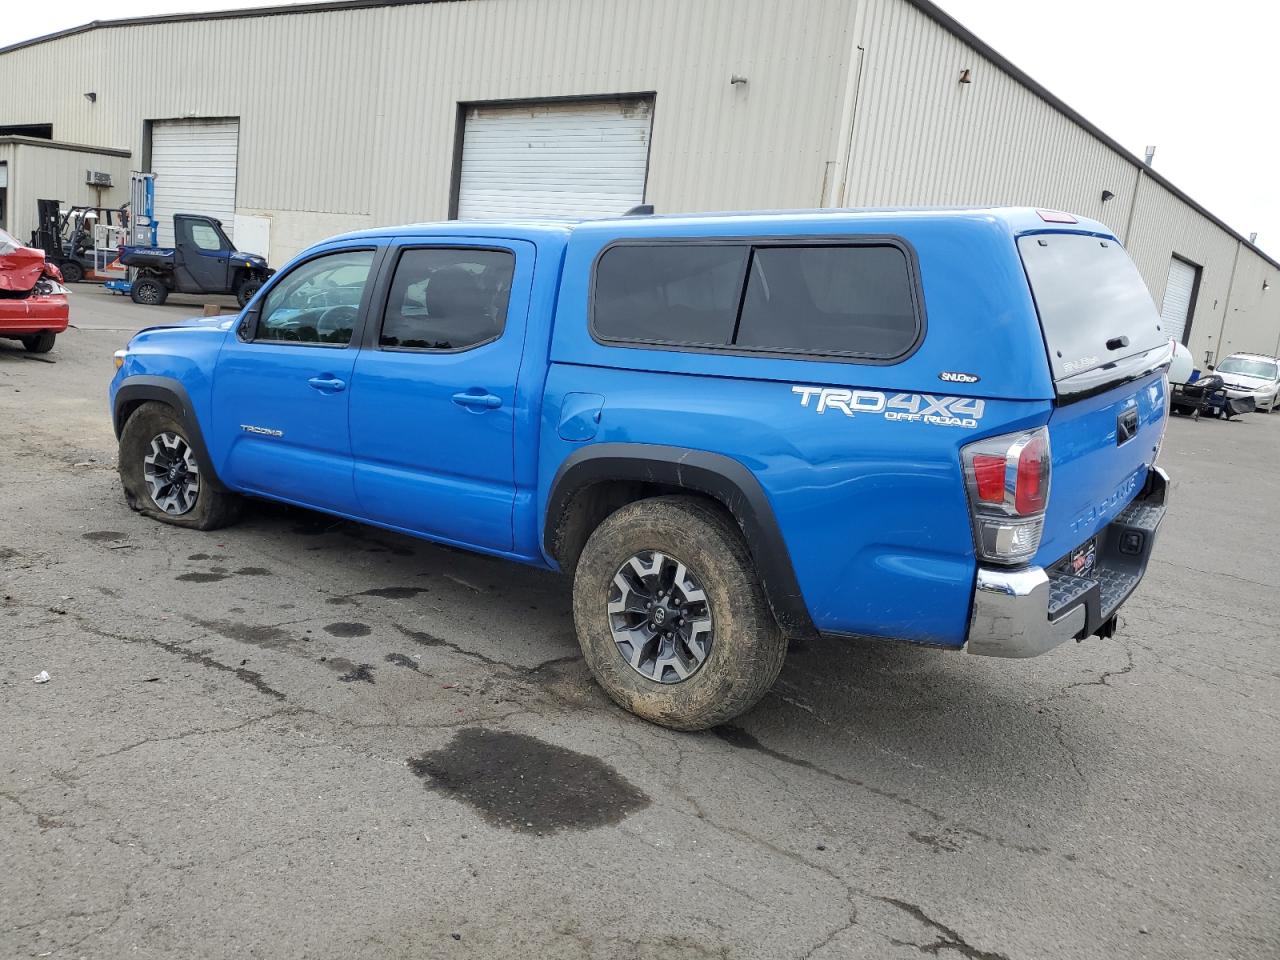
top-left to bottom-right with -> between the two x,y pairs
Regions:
1,285 -> 1277,959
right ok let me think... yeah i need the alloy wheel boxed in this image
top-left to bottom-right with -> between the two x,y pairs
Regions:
142,432 -> 200,515
608,550 -> 713,684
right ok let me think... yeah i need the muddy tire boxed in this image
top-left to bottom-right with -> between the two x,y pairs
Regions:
118,402 -> 242,530
572,495 -> 785,731
21,331 -> 56,353
130,276 -> 169,306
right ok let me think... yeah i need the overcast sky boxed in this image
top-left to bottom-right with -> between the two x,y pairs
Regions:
6,0 -> 1275,250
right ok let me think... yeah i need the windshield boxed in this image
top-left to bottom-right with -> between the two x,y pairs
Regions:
0,228 -> 22,255
1018,233 -> 1166,382
1216,356 -> 1277,379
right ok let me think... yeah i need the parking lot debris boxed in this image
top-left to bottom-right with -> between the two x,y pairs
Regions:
33,670 -> 50,683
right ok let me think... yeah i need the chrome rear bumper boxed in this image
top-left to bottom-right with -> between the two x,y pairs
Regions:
965,466 -> 1169,659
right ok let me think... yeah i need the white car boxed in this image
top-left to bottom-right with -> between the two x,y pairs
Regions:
1214,353 -> 1280,413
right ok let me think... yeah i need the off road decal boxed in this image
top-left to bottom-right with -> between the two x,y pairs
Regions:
791,386 -> 985,429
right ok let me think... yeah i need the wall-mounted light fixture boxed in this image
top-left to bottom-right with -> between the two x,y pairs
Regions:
958,68 -> 972,84
1101,190 -> 1115,203
730,75 -> 748,86
1264,280 -> 1271,292
84,92 -> 97,103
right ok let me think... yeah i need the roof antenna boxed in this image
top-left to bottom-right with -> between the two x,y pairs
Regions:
623,204 -> 654,216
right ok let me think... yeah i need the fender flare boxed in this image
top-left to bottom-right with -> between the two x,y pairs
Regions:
113,376 -> 228,491
544,443 -> 816,638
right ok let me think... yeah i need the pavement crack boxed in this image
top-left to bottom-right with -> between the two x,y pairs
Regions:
878,898 -> 1011,960
712,725 -> 1048,856
84,708 -> 298,765
1062,644 -> 1135,694
800,900 -> 858,958
140,637 -> 288,700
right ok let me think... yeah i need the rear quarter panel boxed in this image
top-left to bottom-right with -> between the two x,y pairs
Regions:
541,212 -> 1058,646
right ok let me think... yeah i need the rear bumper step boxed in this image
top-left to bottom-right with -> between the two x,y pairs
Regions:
965,466 -> 1169,658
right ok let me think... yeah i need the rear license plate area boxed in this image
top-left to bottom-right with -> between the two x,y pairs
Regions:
1056,538 -> 1097,578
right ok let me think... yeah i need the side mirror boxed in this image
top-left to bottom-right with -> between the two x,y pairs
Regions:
237,308 -> 258,342
1206,364 -> 1215,371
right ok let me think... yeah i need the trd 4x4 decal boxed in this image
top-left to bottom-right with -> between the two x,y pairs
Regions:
791,386 -> 986,429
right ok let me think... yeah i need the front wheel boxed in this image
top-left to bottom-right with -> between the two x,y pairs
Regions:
130,276 -> 169,306
59,260 -> 85,284
118,402 -> 242,530
572,495 -> 786,731
21,331 -> 56,353
236,278 -> 264,309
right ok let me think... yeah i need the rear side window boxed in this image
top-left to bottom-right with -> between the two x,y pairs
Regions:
380,248 -> 514,351
1018,234 -> 1166,381
592,240 -> 920,361
592,245 -> 748,346
737,245 -> 918,357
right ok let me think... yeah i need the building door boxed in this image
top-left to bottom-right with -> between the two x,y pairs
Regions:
455,97 -> 653,220
150,118 -> 239,246
1160,256 -> 1200,345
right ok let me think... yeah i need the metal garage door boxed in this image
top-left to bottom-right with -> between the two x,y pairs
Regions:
151,119 -> 239,246
457,98 -> 653,220
1160,257 -> 1199,344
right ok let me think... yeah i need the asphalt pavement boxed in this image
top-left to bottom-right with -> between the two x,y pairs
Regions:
1,284 -> 1277,959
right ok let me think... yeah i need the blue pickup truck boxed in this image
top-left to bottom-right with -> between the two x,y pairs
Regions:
109,208 -> 1172,730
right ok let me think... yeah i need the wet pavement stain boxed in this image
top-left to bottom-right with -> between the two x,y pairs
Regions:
81,531 -> 128,541
358,586 -> 429,599
191,618 -> 294,649
324,622 -> 371,638
177,572 -> 229,583
235,567 -> 273,576
409,728 -> 650,833
385,653 -> 420,671
187,553 -> 211,560
325,596 -> 355,605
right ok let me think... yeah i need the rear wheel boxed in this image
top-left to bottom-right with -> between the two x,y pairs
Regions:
130,276 -> 169,306
236,278 -> 264,309
572,495 -> 786,731
21,331 -> 56,353
118,402 -> 242,530
59,260 -> 85,284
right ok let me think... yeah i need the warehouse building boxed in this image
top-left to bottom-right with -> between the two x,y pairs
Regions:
0,0 -> 1276,364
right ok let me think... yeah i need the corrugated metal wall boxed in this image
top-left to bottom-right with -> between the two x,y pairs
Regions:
838,0 -> 1280,362
840,0 -> 1137,235
0,0 -> 858,264
1,143 -> 130,243
0,0 -> 1275,358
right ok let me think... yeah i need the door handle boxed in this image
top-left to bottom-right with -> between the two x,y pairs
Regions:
451,390 -> 502,410
307,376 -> 347,393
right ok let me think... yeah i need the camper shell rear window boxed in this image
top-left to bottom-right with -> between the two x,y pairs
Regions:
1018,233 -> 1166,382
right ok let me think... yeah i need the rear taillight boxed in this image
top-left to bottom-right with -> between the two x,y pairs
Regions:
961,427 -> 1051,565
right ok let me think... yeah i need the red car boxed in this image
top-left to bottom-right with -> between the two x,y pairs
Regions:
0,228 -> 69,354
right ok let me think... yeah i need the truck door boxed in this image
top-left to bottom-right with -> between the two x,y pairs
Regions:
209,245 -> 381,513
348,238 -> 535,552
175,215 -> 232,293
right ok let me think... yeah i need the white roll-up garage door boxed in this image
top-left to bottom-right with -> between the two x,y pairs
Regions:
1160,257 -> 1198,344
151,119 -> 239,246
457,98 -> 653,220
